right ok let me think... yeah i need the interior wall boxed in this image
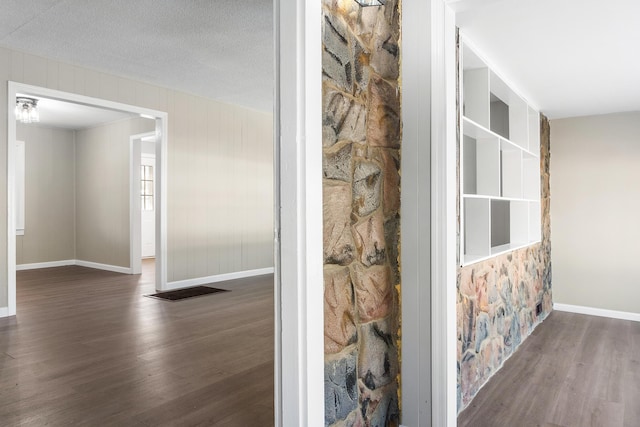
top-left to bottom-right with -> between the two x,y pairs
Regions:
169,99 -> 273,280
550,112 -> 640,314
322,1 -> 401,425
456,117 -> 552,411
15,124 -> 75,264
75,117 -> 154,268
0,46 -> 274,309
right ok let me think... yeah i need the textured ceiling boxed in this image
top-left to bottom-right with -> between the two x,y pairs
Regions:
452,0 -> 640,119
1,0 -> 273,112
3,1 -> 637,120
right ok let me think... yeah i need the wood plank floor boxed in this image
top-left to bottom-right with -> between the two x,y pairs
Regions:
0,260 -> 274,426
458,311 -> 640,427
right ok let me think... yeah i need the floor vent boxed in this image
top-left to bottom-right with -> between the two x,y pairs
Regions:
146,286 -> 228,301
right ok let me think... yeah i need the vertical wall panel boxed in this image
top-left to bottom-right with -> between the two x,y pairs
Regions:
98,72 -> 120,103
9,50 -> 24,81
16,125 -> 76,264
190,94 -> 209,279
117,76 -> 138,106
46,59 -> 60,90
56,62 -> 75,93
230,106 -> 243,273
205,101 -> 219,276
82,69 -> 102,100
73,66 -> 87,96
22,54 -> 48,87
166,91 -> 189,281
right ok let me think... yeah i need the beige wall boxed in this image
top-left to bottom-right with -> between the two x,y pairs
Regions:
16,124 -> 76,264
168,101 -> 273,280
551,112 -> 640,313
75,118 -> 154,267
0,47 -> 274,309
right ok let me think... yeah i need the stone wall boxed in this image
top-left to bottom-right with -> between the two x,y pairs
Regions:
322,1 -> 401,426
456,117 -> 552,410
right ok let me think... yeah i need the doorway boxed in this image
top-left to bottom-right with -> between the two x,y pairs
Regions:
129,132 -> 157,275
7,82 -> 169,316
141,153 -> 156,259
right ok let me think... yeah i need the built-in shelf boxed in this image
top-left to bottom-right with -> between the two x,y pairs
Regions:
460,39 -> 541,266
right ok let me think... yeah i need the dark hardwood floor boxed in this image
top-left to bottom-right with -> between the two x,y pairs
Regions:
458,311 -> 640,427
0,260 -> 274,426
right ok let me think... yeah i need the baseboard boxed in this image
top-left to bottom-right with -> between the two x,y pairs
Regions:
554,303 -> 640,322
75,260 -> 132,275
165,267 -> 275,291
16,259 -> 131,274
17,259 -> 75,271
0,306 -> 9,318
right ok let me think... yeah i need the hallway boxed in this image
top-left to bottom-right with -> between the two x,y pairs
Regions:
458,311 -> 640,427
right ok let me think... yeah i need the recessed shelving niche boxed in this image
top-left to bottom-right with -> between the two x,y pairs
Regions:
460,40 -> 541,265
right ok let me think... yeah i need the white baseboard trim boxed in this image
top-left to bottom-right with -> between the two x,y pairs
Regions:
75,260 -> 132,275
165,267 -> 275,291
16,259 -> 131,274
0,306 -> 9,318
16,260 -> 75,271
554,303 -> 640,322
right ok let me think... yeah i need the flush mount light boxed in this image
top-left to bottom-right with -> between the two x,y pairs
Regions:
15,97 -> 40,124
354,0 -> 385,6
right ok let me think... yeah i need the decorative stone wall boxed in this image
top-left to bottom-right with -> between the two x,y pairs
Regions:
322,1 -> 401,426
456,116 -> 552,410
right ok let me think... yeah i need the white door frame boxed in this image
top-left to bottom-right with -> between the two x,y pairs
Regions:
274,0 -> 324,425
129,132 -> 157,275
430,1 -> 459,425
7,82 -> 170,316
401,0 -> 433,424
401,0 -> 458,425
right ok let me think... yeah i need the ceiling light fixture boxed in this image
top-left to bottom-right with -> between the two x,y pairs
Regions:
354,0 -> 385,6
15,97 -> 40,124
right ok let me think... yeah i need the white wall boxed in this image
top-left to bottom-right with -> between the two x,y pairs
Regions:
551,111 -> 640,314
16,124 -> 76,264
0,46 -> 274,310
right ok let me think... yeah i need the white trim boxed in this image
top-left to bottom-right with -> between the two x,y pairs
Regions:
155,117 -> 169,292
7,82 -> 169,315
130,133 -> 143,275
15,140 -> 25,235
401,0 -> 432,424
274,0 -> 324,425
0,306 -> 9,318
16,260 -> 76,271
165,268 -> 275,291
7,84 -> 17,316
75,260 -> 131,274
129,132 -> 156,276
432,1 -> 459,426
554,303 -> 640,323
17,259 -> 131,274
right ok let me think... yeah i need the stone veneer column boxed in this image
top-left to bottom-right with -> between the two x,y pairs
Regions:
321,1 -> 401,426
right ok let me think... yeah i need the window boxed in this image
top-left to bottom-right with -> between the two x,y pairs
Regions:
141,165 -> 154,211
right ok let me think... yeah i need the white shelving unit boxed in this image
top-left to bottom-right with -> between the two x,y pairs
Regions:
460,40 -> 542,266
